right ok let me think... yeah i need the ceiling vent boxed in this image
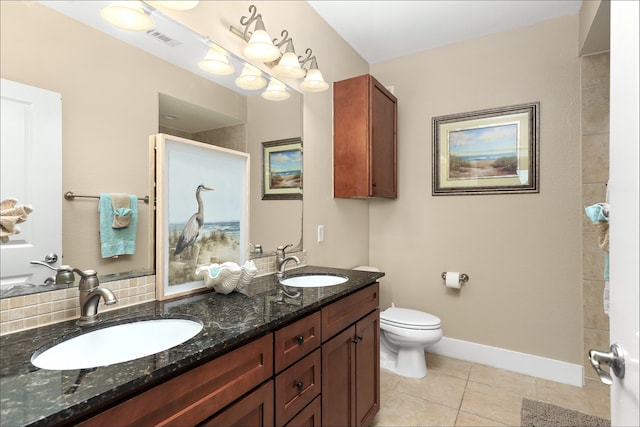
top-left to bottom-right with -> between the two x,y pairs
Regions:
146,29 -> 181,47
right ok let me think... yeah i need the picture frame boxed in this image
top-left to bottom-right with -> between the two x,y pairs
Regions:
153,134 -> 249,300
432,102 -> 540,195
262,137 -> 303,200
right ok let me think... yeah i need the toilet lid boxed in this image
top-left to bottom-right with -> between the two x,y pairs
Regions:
381,307 -> 441,328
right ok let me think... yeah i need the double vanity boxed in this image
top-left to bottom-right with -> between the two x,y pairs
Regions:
0,266 -> 383,427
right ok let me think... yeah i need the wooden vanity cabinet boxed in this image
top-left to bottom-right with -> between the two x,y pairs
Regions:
75,283 -> 380,427
321,284 -> 380,427
334,74 -> 397,199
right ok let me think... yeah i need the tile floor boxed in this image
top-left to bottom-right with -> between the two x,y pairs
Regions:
372,353 -> 611,426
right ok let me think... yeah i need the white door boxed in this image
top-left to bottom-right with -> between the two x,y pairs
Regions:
608,1 -> 639,425
0,79 -> 62,290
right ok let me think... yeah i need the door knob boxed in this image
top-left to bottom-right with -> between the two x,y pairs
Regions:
588,343 -> 625,385
43,253 -> 59,264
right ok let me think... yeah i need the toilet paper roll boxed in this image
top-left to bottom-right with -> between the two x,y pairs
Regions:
445,272 -> 461,289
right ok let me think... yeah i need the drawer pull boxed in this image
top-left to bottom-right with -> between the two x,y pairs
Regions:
295,381 -> 304,391
296,335 -> 304,345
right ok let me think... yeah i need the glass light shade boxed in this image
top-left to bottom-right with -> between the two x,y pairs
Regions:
198,47 -> 234,75
300,68 -> 329,93
261,78 -> 290,101
243,30 -> 280,62
235,64 -> 267,90
100,1 -> 154,32
272,52 -> 305,79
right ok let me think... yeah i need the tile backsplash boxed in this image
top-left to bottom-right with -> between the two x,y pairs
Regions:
0,251 -> 306,336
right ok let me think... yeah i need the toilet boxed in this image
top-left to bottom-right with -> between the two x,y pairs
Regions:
353,266 -> 443,379
380,306 -> 442,378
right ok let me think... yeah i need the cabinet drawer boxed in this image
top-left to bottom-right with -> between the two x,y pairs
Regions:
321,283 -> 379,342
285,396 -> 321,427
200,380 -> 274,427
78,333 -> 273,427
275,349 -> 321,426
274,311 -> 321,373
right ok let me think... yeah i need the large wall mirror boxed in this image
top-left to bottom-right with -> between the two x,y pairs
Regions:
0,1 -> 302,297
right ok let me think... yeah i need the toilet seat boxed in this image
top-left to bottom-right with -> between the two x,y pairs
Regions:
381,307 -> 441,330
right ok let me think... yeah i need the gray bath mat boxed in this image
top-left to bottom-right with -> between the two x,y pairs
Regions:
521,398 -> 610,427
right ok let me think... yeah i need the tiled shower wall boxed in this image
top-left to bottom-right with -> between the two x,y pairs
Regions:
580,52 -> 610,382
0,251 -> 305,335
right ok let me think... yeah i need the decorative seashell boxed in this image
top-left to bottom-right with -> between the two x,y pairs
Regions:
195,262 -> 242,294
237,260 -> 258,290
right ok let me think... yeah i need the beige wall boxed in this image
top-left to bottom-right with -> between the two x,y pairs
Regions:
2,1 -> 589,366
369,16 -> 583,364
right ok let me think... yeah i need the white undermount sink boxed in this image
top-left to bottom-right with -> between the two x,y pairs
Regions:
31,318 -> 203,370
279,274 -> 348,288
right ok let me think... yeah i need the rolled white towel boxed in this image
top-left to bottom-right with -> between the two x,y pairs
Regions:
0,198 -> 33,243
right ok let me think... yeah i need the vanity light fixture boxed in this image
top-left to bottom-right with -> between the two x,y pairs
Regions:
261,78 -> 290,101
239,5 -> 280,62
100,1 -> 154,32
234,63 -> 267,90
299,56 -> 329,93
198,44 -> 235,76
231,4 -> 330,92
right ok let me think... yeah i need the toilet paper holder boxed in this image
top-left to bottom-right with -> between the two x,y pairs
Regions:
441,272 -> 469,283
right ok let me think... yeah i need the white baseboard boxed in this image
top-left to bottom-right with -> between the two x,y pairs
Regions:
427,337 -> 584,387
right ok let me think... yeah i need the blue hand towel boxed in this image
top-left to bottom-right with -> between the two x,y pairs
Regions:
99,194 -> 138,258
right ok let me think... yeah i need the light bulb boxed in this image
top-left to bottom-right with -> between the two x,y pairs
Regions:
198,46 -> 234,76
242,16 -> 280,62
235,64 -> 267,90
272,40 -> 305,79
262,78 -> 290,101
101,1 -> 153,32
300,68 -> 329,93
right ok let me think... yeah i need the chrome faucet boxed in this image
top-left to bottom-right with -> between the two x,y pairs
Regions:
74,268 -> 117,325
275,244 -> 301,279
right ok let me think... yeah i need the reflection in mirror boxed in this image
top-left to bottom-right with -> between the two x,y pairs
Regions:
0,1 -> 302,298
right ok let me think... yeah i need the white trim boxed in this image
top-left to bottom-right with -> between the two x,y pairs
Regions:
428,336 -> 584,387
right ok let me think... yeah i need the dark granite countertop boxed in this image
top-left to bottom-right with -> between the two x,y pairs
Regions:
0,266 -> 384,427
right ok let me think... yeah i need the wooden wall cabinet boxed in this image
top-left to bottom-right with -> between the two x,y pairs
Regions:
334,74 -> 397,199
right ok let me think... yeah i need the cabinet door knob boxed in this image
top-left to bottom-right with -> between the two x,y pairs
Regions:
296,335 -> 304,345
295,381 -> 304,390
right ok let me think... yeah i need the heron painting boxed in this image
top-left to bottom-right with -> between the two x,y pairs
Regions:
174,184 -> 214,259
155,134 -> 249,300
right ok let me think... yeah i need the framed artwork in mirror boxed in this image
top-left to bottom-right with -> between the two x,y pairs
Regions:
432,102 -> 540,195
262,138 -> 303,200
153,134 -> 249,301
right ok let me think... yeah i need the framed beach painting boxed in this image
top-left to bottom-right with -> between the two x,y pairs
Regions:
262,138 -> 303,200
432,102 -> 540,195
153,134 -> 249,300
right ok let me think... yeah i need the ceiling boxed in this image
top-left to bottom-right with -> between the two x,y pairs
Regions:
307,1 -> 583,64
